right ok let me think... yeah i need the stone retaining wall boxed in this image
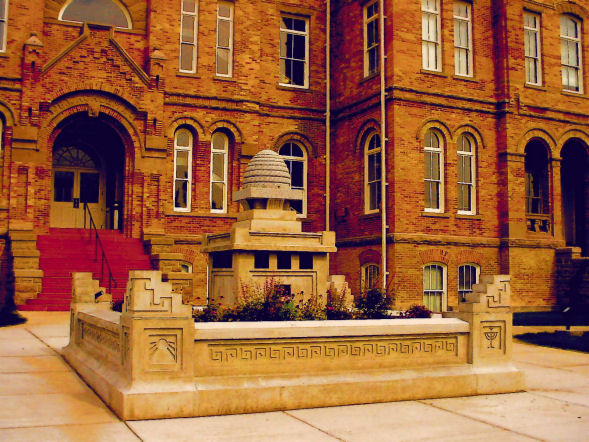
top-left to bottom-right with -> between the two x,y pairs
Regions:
63,271 -> 524,420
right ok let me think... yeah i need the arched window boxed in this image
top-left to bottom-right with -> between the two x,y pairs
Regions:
279,142 -> 307,216
210,132 -> 228,213
457,134 -> 475,214
423,263 -> 446,312
561,15 -> 582,93
361,263 -> 379,292
174,128 -> 192,212
180,261 -> 193,273
525,140 -> 550,232
424,129 -> 444,212
458,263 -> 479,302
364,132 -> 381,214
60,0 -> 131,29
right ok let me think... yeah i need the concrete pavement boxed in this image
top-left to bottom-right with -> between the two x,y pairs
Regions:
0,312 -> 588,441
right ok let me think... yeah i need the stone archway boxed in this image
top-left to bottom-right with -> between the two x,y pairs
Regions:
561,139 -> 589,253
49,114 -> 126,230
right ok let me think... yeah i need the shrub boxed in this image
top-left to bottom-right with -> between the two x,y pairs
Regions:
298,293 -> 327,321
325,287 -> 353,320
401,304 -> 432,318
355,288 -> 394,319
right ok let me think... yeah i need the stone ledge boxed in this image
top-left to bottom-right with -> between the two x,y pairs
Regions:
194,318 -> 470,340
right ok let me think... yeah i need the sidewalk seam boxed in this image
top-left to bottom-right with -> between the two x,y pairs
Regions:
282,410 -> 347,441
417,399 -> 543,441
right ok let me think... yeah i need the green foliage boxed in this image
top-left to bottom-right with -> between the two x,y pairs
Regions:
355,288 -> 394,319
326,287 -> 354,320
401,304 -> 432,318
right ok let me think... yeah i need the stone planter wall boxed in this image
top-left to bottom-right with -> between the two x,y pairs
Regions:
63,271 -> 524,421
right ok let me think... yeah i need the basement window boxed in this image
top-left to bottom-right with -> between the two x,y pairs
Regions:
59,0 -> 132,29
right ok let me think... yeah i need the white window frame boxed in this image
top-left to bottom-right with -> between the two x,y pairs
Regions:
561,15 -> 583,93
0,0 -> 8,52
424,129 -> 444,213
210,132 -> 228,213
458,263 -> 480,302
457,134 -> 476,215
279,142 -> 307,218
279,15 -> 309,88
173,128 -> 192,213
363,1 -> 379,77
216,1 -> 233,77
361,263 -> 380,292
423,263 -> 447,312
422,0 -> 442,72
364,132 -> 382,214
179,0 -> 198,73
454,1 -> 473,77
524,11 -> 542,86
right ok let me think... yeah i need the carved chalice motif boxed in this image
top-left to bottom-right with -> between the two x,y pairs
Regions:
484,327 -> 499,349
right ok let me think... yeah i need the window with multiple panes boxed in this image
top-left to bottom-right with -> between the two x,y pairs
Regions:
279,16 -> 308,88
59,0 -> 130,29
210,132 -> 228,212
422,0 -> 441,71
362,264 -> 379,292
364,1 -> 379,77
424,129 -> 443,212
216,1 -> 233,77
279,142 -> 307,216
423,263 -> 446,312
524,12 -> 542,85
561,15 -> 582,93
525,141 -> 550,216
180,0 -> 198,73
0,0 -> 7,52
454,1 -> 472,76
458,264 -> 479,302
365,132 -> 382,213
457,134 -> 475,214
174,128 -> 192,212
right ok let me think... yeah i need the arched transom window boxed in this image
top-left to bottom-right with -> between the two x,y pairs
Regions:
60,0 -> 132,29
53,146 -> 99,169
279,142 -> 307,216
364,132 -> 381,214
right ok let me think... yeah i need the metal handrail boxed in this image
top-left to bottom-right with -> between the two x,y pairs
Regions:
83,202 -> 116,293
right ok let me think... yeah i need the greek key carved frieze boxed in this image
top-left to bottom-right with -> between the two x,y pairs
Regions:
208,336 -> 459,363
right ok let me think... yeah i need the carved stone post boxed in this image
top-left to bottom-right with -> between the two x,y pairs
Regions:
119,271 -> 195,419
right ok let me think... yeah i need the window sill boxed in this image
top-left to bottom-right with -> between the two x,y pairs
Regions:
214,76 -> 236,82
456,213 -> 482,220
524,83 -> 546,91
561,90 -> 587,99
360,72 -> 380,84
420,69 -> 447,78
176,72 -> 200,79
166,211 -> 238,218
453,74 -> 477,83
421,211 -> 450,218
277,84 -> 311,92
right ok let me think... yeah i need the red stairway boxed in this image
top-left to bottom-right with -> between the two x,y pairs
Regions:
20,228 -> 153,311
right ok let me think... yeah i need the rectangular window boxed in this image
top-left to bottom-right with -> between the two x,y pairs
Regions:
299,253 -> 313,270
277,252 -> 292,270
364,1 -> 379,77
216,1 -> 233,77
279,15 -> 308,88
454,1 -> 472,76
0,0 -> 8,52
458,264 -> 479,302
212,252 -> 232,269
422,0 -> 441,71
254,251 -> 270,269
524,12 -> 542,85
180,0 -> 198,73
561,16 -> 583,93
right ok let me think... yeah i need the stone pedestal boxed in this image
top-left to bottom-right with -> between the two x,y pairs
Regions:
9,228 -> 42,304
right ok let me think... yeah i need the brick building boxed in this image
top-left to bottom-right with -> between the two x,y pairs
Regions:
0,0 -> 587,312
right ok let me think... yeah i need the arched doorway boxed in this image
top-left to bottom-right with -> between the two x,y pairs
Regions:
49,115 -> 125,230
561,139 -> 589,254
